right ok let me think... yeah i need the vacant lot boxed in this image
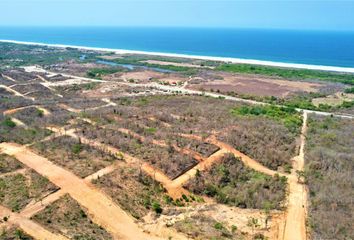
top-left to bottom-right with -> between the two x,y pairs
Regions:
305,115 -> 354,240
186,154 -> 287,210
0,170 -> 58,212
187,72 -> 326,98
94,162 -> 172,219
174,214 -> 243,240
31,136 -> 116,178
0,153 -> 23,174
0,226 -> 33,240
77,123 -> 198,179
33,194 -> 112,240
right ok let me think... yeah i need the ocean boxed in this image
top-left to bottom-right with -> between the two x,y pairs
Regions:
1,27 -> 354,68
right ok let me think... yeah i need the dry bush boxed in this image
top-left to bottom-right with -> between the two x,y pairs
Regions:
93,164 -> 171,219
0,170 -> 57,212
186,154 -> 287,210
0,154 -> 23,174
305,115 -> 354,240
31,136 -> 116,178
33,194 -> 112,240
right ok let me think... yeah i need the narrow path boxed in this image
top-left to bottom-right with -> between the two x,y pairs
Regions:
0,84 -> 34,101
1,74 -> 17,82
170,148 -> 228,188
180,133 -> 280,177
20,190 -> 66,218
3,105 -> 50,116
0,205 -> 69,240
0,168 -> 27,178
10,117 -> 28,128
283,112 -> 308,240
0,142 -> 162,240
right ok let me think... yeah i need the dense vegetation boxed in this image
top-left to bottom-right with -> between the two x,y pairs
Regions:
186,154 -> 287,210
217,63 -> 354,85
344,87 -> 354,93
231,105 -> 302,133
86,67 -> 124,79
305,116 -> 354,239
0,42 -> 98,67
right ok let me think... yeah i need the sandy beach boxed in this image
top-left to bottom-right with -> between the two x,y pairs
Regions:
1,39 -> 354,73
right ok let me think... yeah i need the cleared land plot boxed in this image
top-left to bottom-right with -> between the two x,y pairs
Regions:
0,226 -> 33,240
12,107 -> 47,125
12,84 -> 51,95
174,214 -> 242,240
187,72 -> 324,98
0,120 -> 52,144
0,153 -> 24,174
0,170 -> 58,212
76,123 -> 198,179
93,162 -> 172,219
2,70 -> 37,82
185,154 -> 287,210
0,88 -> 14,97
31,136 -> 116,178
305,115 -> 354,240
104,96 -> 298,171
32,194 -> 112,240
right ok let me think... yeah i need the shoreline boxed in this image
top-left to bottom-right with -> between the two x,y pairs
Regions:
1,39 -> 354,73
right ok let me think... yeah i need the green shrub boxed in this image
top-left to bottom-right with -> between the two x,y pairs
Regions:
2,118 -> 16,128
152,201 -> 163,214
344,87 -> 354,93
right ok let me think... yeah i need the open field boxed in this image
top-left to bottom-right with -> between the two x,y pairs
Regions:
0,42 -> 353,239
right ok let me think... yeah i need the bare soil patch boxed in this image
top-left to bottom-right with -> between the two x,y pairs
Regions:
187,72 -> 324,97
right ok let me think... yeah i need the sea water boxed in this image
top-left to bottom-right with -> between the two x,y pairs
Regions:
1,27 -> 354,68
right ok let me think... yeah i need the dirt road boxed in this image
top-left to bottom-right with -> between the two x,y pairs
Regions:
283,112 -> 308,240
0,142 -> 163,240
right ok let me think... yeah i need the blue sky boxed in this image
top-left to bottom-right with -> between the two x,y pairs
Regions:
1,0 -> 354,30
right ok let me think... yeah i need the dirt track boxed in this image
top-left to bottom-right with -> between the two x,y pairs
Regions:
0,142 -> 163,240
283,112 -> 308,240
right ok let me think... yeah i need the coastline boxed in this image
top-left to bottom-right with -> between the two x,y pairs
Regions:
1,39 -> 354,73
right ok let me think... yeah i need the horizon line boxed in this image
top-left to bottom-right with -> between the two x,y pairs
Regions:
0,25 -> 354,32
